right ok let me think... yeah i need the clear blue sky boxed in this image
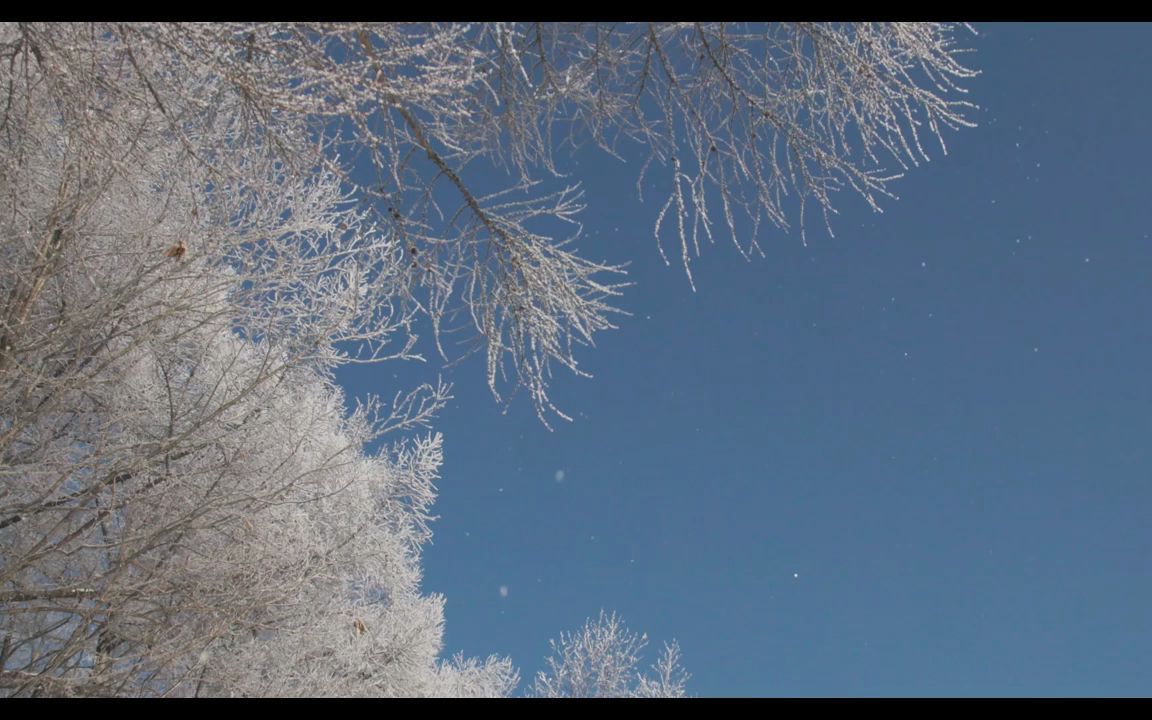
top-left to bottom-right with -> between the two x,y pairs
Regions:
338,24 -> 1152,696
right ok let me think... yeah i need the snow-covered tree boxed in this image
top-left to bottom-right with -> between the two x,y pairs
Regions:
0,22 -> 496,696
0,23 -> 976,696
532,612 -> 688,698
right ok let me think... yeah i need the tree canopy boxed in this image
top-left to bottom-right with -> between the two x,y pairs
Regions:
0,23 -> 975,696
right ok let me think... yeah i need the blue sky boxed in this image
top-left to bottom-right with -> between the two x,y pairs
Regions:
339,24 -> 1152,696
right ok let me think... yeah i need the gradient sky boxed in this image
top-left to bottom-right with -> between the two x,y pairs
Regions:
337,24 -> 1152,696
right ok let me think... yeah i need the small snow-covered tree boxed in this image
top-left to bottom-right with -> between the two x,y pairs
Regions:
532,612 -> 688,698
